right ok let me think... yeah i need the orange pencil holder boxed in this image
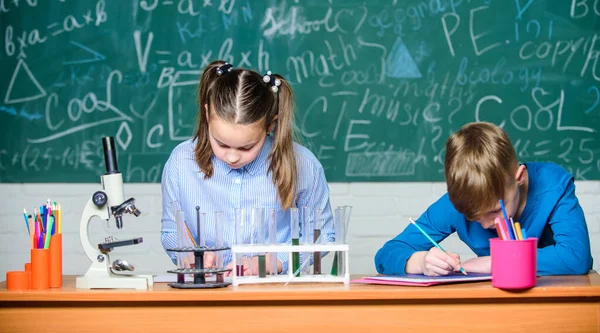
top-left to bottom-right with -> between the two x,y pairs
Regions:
31,248 -> 50,289
50,233 -> 63,288
6,271 -> 31,290
24,262 -> 31,272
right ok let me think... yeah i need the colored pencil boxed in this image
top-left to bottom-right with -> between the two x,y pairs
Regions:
23,209 -> 30,235
29,215 -> 34,249
494,218 -> 506,240
509,217 -> 518,240
499,200 -> 515,240
44,216 -> 54,249
514,222 -> 523,240
184,223 -> 198,247
57,203 -> 62,234
495,217 -> 509,240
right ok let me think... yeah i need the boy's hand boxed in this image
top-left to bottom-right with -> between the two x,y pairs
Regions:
422,247 -> 462,276
461,256 -> 491,274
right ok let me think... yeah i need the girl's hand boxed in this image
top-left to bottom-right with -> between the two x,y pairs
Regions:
203,252 -> 216,268
223,254 -> 282,277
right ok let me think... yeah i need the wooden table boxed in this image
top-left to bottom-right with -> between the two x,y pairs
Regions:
1,273 -> 600,333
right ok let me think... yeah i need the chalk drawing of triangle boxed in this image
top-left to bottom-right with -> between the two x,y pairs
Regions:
386,37 -> 422,78
4,58 -> 47,104
62,41 -> 106,65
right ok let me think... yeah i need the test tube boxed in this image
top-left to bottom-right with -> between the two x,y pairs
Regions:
301,206 -> 311,275
331,207 -> 344,276
343,205 -> 353,240
175,210 -> 191,283
195,206 -> 206,248
234,208 -> 246,277
313,208 -> 322,275
337,206 -> 352,277
194,210 -> 206,284
215,211 -> 224,283
252,207 -> 267,278
290,208 -> 300,277
268,208 -> 278,275
175,210 -> 185,269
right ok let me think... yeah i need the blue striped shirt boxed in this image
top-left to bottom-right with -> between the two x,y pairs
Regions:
161,135 -> 334,273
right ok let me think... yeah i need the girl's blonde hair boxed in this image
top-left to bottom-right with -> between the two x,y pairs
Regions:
194,60 -> 297,209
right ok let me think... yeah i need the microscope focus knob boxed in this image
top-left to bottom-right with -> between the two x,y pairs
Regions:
92,191 -> 108,207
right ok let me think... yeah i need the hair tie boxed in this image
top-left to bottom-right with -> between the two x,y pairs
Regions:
262,70 -> 282,93
216,63 -> 233,76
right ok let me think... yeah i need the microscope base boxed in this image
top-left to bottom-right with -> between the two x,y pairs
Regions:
76,274 -> 153,290
76,261 -> 153,290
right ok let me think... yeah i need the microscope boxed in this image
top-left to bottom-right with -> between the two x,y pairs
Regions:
76,137 -> 153,290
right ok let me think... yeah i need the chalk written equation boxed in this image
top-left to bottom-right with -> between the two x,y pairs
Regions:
0,0 -> 599,182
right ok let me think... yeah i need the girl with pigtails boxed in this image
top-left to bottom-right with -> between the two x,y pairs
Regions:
161,60 -> 334,276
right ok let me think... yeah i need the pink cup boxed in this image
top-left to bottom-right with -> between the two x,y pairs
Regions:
490,237 -> 537,290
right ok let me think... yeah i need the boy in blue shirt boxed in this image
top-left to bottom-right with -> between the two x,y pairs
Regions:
375,122 -> 592,276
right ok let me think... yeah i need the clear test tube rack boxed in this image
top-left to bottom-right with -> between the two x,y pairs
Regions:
230,243 -> 349,286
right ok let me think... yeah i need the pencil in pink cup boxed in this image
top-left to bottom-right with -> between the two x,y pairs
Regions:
490,237 -> 537,290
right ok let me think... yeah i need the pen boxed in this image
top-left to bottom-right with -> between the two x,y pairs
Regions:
409,218 -> 467,275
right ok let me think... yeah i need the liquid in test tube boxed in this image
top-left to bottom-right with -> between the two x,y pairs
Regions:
268,209 -> 278,275
252,207 -> 267,278
215,211 -> 224,283
313,208 -> 322,275
301,206 -> 311,275
234,208 -> 246,277
290,208 -> 300,277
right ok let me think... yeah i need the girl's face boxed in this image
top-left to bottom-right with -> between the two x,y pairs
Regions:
207,112 -> 267,170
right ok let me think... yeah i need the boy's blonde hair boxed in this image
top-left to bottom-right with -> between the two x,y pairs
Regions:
194,60 -> 297,209
444,122 -> 518,221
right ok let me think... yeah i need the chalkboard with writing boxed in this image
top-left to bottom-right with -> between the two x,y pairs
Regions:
1,0 -> 599,182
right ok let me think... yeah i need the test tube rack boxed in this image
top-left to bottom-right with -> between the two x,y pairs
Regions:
230,243 -> 349,286
166,245 -> 232,289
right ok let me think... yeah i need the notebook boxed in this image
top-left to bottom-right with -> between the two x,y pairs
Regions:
352,273 -> 491,286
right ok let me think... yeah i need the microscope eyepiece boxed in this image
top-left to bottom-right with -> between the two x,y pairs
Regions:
102,137 -> 120,174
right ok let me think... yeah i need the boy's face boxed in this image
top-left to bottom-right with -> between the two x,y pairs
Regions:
475,185 -> 521,229
473,165 -> 526,229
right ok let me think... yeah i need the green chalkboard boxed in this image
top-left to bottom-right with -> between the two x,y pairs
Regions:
1,0 -> 599,182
